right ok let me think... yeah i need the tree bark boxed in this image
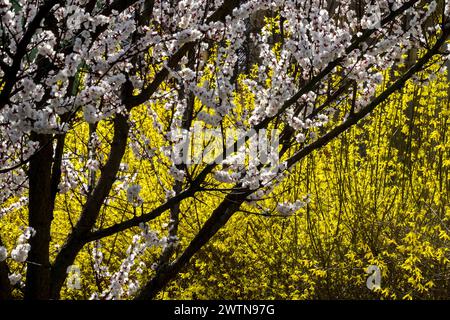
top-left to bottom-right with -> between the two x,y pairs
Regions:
0,237 -> 12,300
0,260 -> 12,300
25,134 -> 54,300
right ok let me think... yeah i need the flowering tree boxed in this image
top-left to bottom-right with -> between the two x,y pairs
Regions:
0,0 -> 449,300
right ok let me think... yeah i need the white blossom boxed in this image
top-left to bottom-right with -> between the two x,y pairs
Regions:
0,246 -> 7,262
11,227 -> 35,262
8,273 -> 22,286
11,244 -> 31,263
0,0 -> 445,300
126,184 -> 142,206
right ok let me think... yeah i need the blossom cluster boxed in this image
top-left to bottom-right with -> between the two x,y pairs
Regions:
0,0 -> 448,298
89,223 -> 167,300
0,0 -> 443,191
0,227 -> 36,286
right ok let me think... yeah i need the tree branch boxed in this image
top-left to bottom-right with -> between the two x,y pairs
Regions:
78,0 -> 427,248
134,22 -> 450,300
286,24 -> 450,169
50,113 -> 130,299
127,0 -> 241,107
135,187 -> 252,299
0,0 -> 61,110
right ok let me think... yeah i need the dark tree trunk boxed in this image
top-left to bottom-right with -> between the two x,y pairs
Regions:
0,237 -> 12,300
25,133 -> 54,300
0,260 -> 12,300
